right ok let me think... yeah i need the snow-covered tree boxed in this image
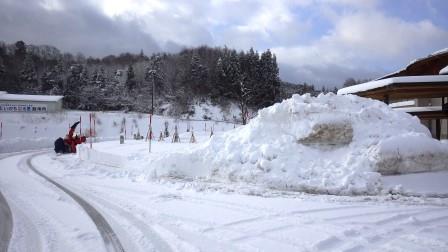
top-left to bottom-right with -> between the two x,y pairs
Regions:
145,55 -> 165,113
126,64 -> 136,91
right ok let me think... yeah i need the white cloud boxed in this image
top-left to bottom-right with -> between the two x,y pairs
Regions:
273,7 -> 448,86
39,0 -> 64,11
2,0 -> 447,87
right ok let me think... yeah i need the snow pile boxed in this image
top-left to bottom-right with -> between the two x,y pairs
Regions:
147,93 -> 448,195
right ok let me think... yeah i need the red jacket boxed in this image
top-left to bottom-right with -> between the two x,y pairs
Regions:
64,125 -> 86,153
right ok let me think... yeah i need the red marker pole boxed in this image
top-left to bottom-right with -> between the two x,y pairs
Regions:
79,115 -> 82,135
89,113 -> 92,149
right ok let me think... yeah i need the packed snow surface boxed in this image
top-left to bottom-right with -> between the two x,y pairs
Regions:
128,93 -> 448,195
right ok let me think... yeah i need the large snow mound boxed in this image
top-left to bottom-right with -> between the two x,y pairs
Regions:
144,94 -> 448,195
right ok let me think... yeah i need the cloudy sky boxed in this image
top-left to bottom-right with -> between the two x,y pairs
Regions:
1,0 -> 447,87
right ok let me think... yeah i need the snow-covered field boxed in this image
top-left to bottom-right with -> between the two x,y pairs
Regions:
0,109 -> 237,153
1,94 -> 448,251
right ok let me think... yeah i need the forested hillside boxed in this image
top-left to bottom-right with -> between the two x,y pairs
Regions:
0,41 -> 321,120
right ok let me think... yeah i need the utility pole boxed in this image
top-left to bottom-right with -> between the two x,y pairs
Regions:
148,60 -> 155,153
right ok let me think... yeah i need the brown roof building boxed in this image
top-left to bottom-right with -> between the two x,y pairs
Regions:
338,49 -> 448,140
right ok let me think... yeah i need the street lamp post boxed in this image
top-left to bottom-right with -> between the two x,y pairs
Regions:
149,74 -> 154,153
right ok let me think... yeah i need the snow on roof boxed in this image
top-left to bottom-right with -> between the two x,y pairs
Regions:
440,65 -> 448,75
430,48 -> 448,57
376,48 -> 448,81
338,75 -> 448,95
394,106 -> 442,113
389,100 -> 415,108
408,48 -> 448,66
0,93 -> 63,102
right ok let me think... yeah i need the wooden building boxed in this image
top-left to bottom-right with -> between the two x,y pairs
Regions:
338,49 -> 448,140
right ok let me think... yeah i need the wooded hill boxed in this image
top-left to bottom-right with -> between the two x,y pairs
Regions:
0,41 -> 320,120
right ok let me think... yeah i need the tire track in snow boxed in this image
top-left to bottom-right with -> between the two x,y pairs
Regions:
202,205 -> 365,233
70,187 -> 174,252
27,153 -> 125,252
0,151 -> 51,252
0,151 -> 37,252
324,207 -> 448,251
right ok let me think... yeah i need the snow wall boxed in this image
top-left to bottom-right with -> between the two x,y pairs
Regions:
144,93 -> 448,195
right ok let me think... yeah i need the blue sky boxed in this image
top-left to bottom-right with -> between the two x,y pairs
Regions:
1,0 -> 447,87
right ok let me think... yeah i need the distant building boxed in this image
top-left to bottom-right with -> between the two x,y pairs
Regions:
0,92 -> 64,113
338,49 -> 448,140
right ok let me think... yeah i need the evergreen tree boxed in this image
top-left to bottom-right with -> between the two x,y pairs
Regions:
253,49 -> 279,107
220,49 -> 241,99
126,64 -> 136,91
145,55 -> 165,113
146,55 -> 165,94
14,41 -> 26,61
189,53 -> 208,94
20,54 -> 38,92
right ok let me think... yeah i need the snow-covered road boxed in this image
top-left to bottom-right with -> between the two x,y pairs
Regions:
1,150 -> 448,251
26,152 -> 125,252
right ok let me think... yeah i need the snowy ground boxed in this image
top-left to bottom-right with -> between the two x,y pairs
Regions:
1,141 -> 448,251
0,110 -> 237,153
1,95 -> 448,251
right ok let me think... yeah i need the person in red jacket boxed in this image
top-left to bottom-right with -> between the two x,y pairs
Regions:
64,121 -> 86,153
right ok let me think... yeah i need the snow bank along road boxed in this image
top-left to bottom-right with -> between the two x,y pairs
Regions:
1,151 -> 448,251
